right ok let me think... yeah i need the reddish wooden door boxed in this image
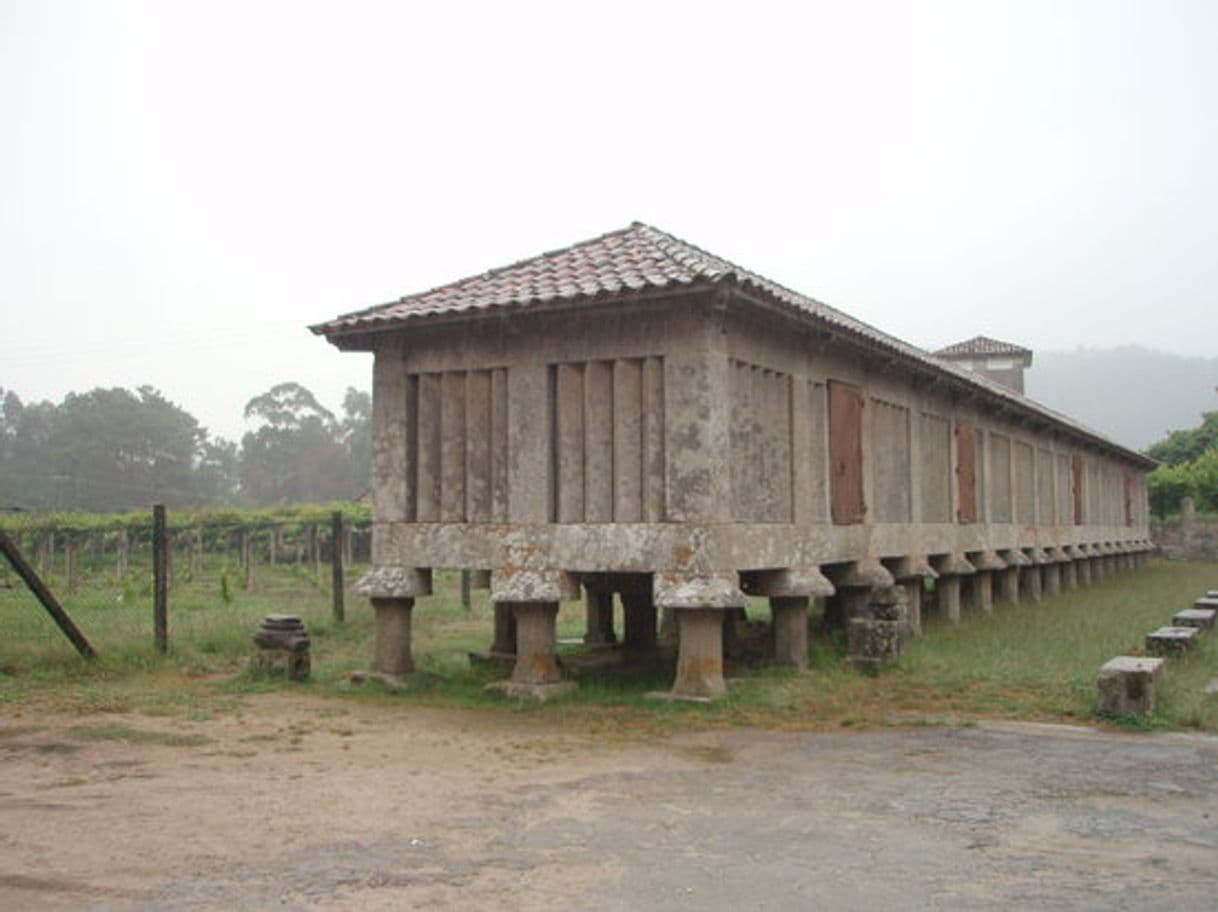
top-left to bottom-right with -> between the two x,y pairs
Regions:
1071,454 -> 1084,525
956,421 -> 977,524
828,381 -> 864,524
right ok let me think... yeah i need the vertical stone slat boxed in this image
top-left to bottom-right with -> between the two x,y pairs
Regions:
642,356 -> 665,522
556,363 -> 586,523
371,341 -> 408,523
465,369 -> 492,522
508,365 -> 550,522
491,367 -> 509,522
440,371 -> 467,522
612,358 -> 643,522
416,372 -> 442,521
584,360 -> 614,523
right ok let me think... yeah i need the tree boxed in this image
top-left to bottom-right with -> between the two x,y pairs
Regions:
239,382 -> 363,505
1146,410 -> 1218,516
1146,411 -> 1218,466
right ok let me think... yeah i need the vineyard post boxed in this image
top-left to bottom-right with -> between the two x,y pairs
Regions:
153,504 -> 168,654
331,511 -> 344,622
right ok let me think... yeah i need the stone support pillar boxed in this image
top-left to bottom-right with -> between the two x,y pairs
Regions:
355,566 -> 432,682
937,576 -> 962,623
1000,566 -> 1020,605
489,602 -> 517,656
1020,566 -> 1043,603
1077,553 -> 1093,587
1044,562 -> 1062,598
583,587 -> 617,647
930,554 -> 975,624
883,557 -> 934,636
966,552 -> 1005,615
509,602 -> 563,685
770,597 -> 809,669
371,597 -> 415,677
622,590 -> 658,654
672,608 -> 728,699
652,573 -> 745,701
1062,557 -> 1078,591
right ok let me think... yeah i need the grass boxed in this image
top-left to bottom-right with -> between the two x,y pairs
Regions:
2,553 -> 1216,734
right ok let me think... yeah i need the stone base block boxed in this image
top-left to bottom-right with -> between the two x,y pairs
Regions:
349,670 -> 409,690
250,647 -> 310,680
1195,597 -> 1218,611
846,618 -> 905,673
467,650 -> 516,668
1097,656 -> 1164,717
484,680 -> 577,702
1146,626 -> 1200,657
1172,608 -> 1216,632
645,688 -> 719,704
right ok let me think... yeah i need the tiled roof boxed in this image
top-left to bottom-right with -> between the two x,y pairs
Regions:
312,222 -> 1152,468
935,336 -> 1032,358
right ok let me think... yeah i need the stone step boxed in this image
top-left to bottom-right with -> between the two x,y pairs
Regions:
1172,608 -> 1216,632
1145,626 -> 1200,657
1097,656 -> 1165,717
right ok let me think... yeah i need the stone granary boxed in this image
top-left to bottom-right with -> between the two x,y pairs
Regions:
312,223 -> 1156,700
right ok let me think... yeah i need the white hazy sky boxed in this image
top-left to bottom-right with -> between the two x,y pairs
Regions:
3,0 -> 1216,442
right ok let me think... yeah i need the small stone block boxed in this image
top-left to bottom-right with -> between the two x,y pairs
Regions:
1145,626 -> 1200,657
348,670 -> 410,690
1097,656 -> 1164,717
1205,590 -> 1218,598
1172,608 -> 1216,631
484,680 -> 577,702
1194,597 -> 1218,610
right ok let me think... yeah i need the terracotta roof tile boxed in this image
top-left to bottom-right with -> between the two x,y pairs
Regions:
311,222 -> 1152,468
935,336 -> 1032,358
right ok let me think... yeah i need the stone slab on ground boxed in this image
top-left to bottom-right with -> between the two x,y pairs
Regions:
1146,626 -> 1200,657
1194,596 -> 1218,610
484,680 -> 578,702
1172,608 -> 1216,631
1097,656 -> 1165,717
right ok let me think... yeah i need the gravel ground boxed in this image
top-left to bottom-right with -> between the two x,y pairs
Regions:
2,695 -> 1216,911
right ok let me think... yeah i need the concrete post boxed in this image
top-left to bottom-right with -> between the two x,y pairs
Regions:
770,596 -> 809,669
583,587 -> 616,647
1091,555 -> 1105,582
371,597 -> 415,677
671,608 -> 727,700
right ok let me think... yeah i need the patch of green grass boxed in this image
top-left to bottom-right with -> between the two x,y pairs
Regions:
2,558 -> 1216,735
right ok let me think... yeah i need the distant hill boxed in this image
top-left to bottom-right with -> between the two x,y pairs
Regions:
1023,346 -> 1218,452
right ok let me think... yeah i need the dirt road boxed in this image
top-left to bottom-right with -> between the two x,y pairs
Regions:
2,695 -> 1215,910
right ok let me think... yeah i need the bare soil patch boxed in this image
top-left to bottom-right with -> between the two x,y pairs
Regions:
2,695 -> 1216,910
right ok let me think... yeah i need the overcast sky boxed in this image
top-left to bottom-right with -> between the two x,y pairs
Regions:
3,0 -> 1216,442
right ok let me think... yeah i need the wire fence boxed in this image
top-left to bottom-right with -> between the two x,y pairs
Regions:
1,507 -> 373,660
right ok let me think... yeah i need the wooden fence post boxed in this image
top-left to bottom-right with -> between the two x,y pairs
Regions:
115,528 -> 129,579
153,504 -> 168,654
331,511 -> 344,622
